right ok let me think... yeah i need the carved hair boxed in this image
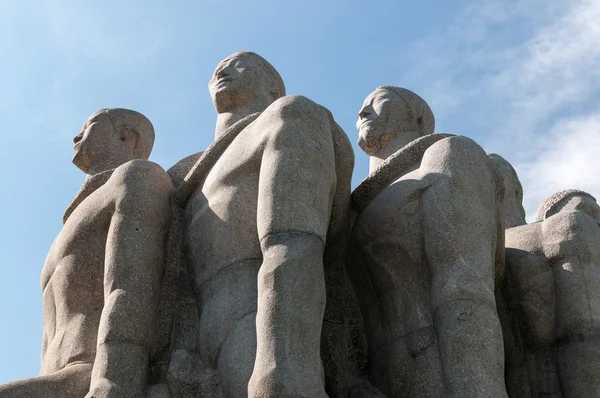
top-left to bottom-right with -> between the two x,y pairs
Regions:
96,108 -> 155,160
535,189 -> 596,221
230,51 -> 286,101
378,86 -> 435,136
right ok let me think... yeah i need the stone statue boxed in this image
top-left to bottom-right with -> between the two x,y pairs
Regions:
487,153 -> 528,396
0,109 -> 174,397
503,189 -> 600,397
347,86 -> 508,397
167,52 -> 355,397
489,153 -> 527,229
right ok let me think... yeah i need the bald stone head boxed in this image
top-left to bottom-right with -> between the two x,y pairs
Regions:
208,51 -> 286,114
536,189 -> 600,224
72,108 -> 154,174
488,153 -> 526,228
356,86 -> 435,156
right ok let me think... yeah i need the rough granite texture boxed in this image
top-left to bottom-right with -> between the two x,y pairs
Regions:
3,56 -> 600,398
348,87 -> 508,397
0,109 -> 173,398
501,188 -> 600,397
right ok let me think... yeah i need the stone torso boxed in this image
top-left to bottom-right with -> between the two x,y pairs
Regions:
350,164 -> 430,349
183,118 -> 268,366
40,181 -> 113,375
348,159 -> 445,397
504,212 -> 600,397
506,212 -> 600,344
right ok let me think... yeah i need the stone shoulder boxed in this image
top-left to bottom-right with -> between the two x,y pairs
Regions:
420,135 -> 492,189
167,152 -> 203,188
542,211 -> 599,247
265,94 -> 332,126
423,135 -> 487,166
110,159 -> 174,194
505,222 -> 542,252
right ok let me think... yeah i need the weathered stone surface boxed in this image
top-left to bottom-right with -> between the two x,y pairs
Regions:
8,52 -> 600,398
165,349 -> 222,397
502,189 -> 600,397
347,86 -> 508,397
161,52 -> 362,398
489,153 -> 527,229
0,109 -> 174,397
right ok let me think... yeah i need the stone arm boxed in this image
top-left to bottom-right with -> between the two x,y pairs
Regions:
544,211 -> 600,397
248,95 -> 335,398
87,161 -> 174,397
420,136 -> 507,397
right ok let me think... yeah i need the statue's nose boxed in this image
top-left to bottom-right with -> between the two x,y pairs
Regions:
359,110 -> 371,120
217,68 -> 230,79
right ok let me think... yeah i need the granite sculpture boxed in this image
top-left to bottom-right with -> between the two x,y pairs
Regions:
165,51 -> 356,398
4,53 -> 600,398
503,189 -> 600,397
347,86 -> 508,397
489,153 -> 527,229
0,109 -> 174,397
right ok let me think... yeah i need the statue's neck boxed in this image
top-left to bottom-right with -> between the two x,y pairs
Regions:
215,102 -> 269,139
64,168 -> 115,224
369,131 -> 422,173
85,157 -> 130,182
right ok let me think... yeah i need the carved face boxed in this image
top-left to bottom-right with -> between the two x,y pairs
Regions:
209,54 -> 272,113
72,112 -> 117,173
559,195 -> 600,225
356,88 -> 414,156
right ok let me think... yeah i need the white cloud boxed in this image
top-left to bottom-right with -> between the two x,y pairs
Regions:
405,0 -> 600,218
517,113 -> 600,220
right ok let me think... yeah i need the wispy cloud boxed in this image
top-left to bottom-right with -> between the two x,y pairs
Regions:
405,0 -> 600,219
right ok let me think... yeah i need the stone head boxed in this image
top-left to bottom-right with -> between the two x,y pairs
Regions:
208,51 -> 286,114
72,108 -> 154,174
535,189 -> 600,224
356,86 -> 435,156
488,153 -> 526,228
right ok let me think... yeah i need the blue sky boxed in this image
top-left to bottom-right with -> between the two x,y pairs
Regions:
1,0 -> 599,382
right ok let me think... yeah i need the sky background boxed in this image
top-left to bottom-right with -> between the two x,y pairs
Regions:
1,0 -> 599,383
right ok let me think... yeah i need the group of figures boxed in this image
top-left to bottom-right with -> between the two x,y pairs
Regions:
1,51 -> 599,398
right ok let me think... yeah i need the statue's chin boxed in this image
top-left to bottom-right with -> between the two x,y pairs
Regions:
358,130 -> 385,156
72,153 -> 89,173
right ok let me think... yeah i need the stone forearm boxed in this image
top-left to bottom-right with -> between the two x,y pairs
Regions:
249,232 -> 327,397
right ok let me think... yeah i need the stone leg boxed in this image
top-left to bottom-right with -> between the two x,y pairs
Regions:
0,362 -> 92,398
420,136 -> 507,397
217,313 -> 258,397
248,95 -> 336,397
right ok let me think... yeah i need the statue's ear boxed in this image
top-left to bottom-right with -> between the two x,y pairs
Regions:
119,124 -> 137,142
120,125 -> 140,155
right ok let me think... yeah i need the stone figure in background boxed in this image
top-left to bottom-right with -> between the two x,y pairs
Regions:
504,189 -> 600,397
347,86 -> 507,397
489,153 -> 527,229
167,52 -> 356,397
0,109 -> 174,398
487,153 -> 529,396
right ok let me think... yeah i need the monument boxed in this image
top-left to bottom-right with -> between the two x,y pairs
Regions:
0,109 -> 174,397
165,52 -> 357,398
347,86 -> 507,397
2,53 -> 600,398
503,189 -> 600,397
